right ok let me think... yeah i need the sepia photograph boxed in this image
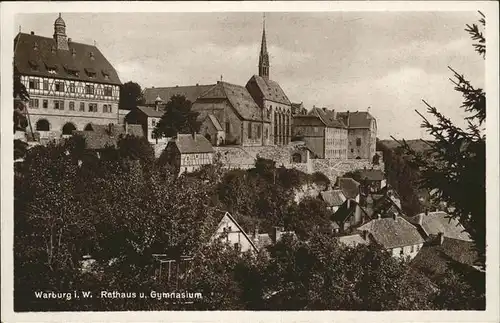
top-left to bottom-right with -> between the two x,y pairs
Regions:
1,1 -> 499,322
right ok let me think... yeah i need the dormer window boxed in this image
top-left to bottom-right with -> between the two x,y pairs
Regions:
89,51 -> 95,60
44,61 -> 58,74
28,60 -> 38,71
102,69 -> 110,80
85,68 -> 96,78
33,42 -> 39,51
65,65 -> 79,77
51,45 -> 56,54
71,48 -> 76,57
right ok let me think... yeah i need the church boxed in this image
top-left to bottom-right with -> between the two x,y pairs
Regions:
143,18 -> 292,147
14,14 -> 122,141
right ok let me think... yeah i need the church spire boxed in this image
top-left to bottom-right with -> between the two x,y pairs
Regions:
258,13 -> 270,80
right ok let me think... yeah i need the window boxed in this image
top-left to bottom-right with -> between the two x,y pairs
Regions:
88,103 -> 98,112
54,100 -> 62,110
29,79 -> 39,89
69,101 -> 75,111
104,86 -> 112,97
55,82 -> 64,92
29,99 -> 39,109
103,104 -> 108,113
43,100 -> 48,109
225,121 -> 230,134
248,122 -> 252,139
47,68 -> 57,75
85,85 -> 94,95
108,105 -> 112,113
351,148 -> 354,153
70,83 -> 75,93
400,248 -> 404,256
356,138 -> 362,146
257,124 -> 261,138
152,119 -> 156,126
43,80 -> 49,90
411,245 -> 415,253
79,102 -> 85,111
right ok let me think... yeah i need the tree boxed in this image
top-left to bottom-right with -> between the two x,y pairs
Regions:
394,12 -> 486,264
119,81 -> 144,110
153,95 -> 201,138
13,72 -> 29,133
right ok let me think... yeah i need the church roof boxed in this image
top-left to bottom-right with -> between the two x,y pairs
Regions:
336,111 -> 375,129
143,84 -> 215,105
246,75 -> 291,106
14,32 -> 121,85
197,81 -> 269,122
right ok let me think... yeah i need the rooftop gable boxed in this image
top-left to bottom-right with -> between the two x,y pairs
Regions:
246,75 -> 291,106
336,111 -> 375,129
358,216 -> 425,249
143,84 -> 215,105
171,133 -> 214,154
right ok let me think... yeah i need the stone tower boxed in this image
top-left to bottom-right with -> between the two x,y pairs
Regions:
53,13 -> 69,51
258,14 -> 270,80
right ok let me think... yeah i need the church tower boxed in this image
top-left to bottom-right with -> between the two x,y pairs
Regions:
53,13 -> 69,51
258,14 -> 270,80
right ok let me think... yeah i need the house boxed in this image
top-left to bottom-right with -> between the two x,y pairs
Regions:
292,108 -> 348,159
14,14 -> 121,140
357,215 -> 426,259
198,114 -> 225,146
73,123 -> 144,150
337,233 -> 369,248
337,177 -> 361,203
407,211 -> 472,242
319,189 -> 346,213
192,81 -> 271,147
210,212 -> 259,253
358,168 -> 386,193
124,105 -> 166,143
331,199 -> 370,234
336,110 -> 377,159
163,133 -> 214,175
365,190 -> 405,220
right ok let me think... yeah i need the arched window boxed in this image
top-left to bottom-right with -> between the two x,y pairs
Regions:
84,123 -> 93,131
62,122 -> 76,135
35,119 -> 50,131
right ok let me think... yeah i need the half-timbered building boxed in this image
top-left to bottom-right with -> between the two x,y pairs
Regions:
14,14 -> 121,141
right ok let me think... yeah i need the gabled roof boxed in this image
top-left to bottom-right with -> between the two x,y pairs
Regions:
338,234 -> 369,247
73,124 -> 144,150
254,233 -> 273,250
292,115 -> 326,127
359,169 -> 385,181
246,75 -> 291,105
336,111 -> 375,129
407,211 -> 472,241
358,217 -> 425,249
211,211 -> 258,253
170,134 -> 214,154
337,177 -> 360,199
320,189 -> 346,207
143,84 -> 215,105
136,106 -> 164,118
332,200 -> 358,224
14,32 -> 121,85
310,108 -> 346,128
197,81 -> 269,122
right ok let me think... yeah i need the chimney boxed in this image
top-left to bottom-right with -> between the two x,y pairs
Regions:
196,83 -> 199,86
347,199 -> 350,209
125,122 -> 128,135
393,212 -> 398,221
253,227 -> 259,242
30,31 -> 34,35
192,131 -> 197,140
346,110 -> 350,127
418,214 -> 423,225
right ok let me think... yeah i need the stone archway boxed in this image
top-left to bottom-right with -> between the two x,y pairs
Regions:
35,119 -> 50,131
62,122 -> 76,135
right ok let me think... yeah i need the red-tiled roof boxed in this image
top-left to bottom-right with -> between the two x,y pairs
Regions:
246,75 -> 291,105
197,81 -> 269,122
171,133 -> 214,154
143,84 -> 215,105
358,217 -> 425,249
407,211 -> 472,241
338,177 -> 360,199
336,111 -> 375,129
14,33 -> 121,85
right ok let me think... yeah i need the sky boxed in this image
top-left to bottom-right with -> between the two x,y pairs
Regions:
15,11 -> 485,139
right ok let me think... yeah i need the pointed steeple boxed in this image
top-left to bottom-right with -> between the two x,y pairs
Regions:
258,13 -> 270,80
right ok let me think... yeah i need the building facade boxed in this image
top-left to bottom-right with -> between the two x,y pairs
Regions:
245,20 -> 292,146
124,105 -> 165,143
164,134 -> 214,175
210,212 -> 259,254
337,111 -> 377,159
14,14 -> 121,140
